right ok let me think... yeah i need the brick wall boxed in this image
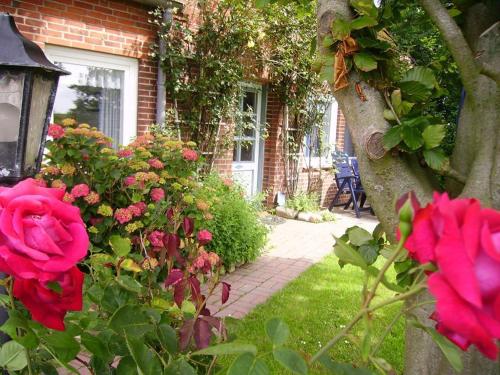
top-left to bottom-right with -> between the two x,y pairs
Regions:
1,0 -> 158,134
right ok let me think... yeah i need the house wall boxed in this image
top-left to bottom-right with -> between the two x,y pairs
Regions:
1,0 -> 158,135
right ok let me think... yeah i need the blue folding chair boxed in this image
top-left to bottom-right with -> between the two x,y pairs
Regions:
328,162 -> 366,218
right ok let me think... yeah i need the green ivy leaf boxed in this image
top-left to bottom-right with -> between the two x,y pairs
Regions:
228,352 -> 269,375
384,125 -> 402,150
331,18 -> 351,40
351,16 -> 378,30
266,318 -> 290,346
109,235 -> 131,257
422,125 -> 445,149
423,149 -> 447,170
273,348 -> 308,375
334,237 -> 368,269
193,343 -> 257,356
0,341 -> 27,372
353,52 -> 378,72
402,126 -> 424,150
347,226 -> 373,246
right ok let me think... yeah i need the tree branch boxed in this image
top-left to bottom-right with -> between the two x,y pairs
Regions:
419,0 -> 479,98
480,62 -> 500,85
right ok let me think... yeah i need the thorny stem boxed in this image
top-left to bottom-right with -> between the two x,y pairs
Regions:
310,235 -> 423,364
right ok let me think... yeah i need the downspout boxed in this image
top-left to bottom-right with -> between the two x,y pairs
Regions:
155,2 -> 173,126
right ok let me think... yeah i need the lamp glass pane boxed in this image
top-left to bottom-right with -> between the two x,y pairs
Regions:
0,71 -> 24,177
25,74 -> 53,172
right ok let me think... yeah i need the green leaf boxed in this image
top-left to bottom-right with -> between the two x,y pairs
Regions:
351,16 -> 378,30
448,7 -> 462,17
359,243 -> 379,265
409,320 -> 463,372
353,52 -> 378,72
193,343 -> 257,356
319,55 -> 335,84
255,0 -> 270,8
423,149 -> 447,170
347,226 -> 373,246
273,348 -> 308,375
350,0 -> 378,17
101,284 -> 132,312
109,305 -> 153,337
164,358 -> 197,375
157,324 -> 178,354
334,237 -> 368,269
109,235 -> 131,257
399,81 -> 432,101
0,311 -> 38,349
319,355 -> 374,374
116,275 -> 144,294
81,333 -> 111,361
116,356 -> 138,375
266,318 -> 290,346
44,331 -> 80,363
124,333 -> 162,375
401,67 -> 437,89
322,35 -> 335,48
422,125 -> 445,149
228,352 -> 269,375
0,341 -> 27,371
390,89 -> 402,112
402,126 -> 424,150
331,18 -> 351,40
383,109 -> 397,122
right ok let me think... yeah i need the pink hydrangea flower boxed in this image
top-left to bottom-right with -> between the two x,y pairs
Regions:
148,158 -> 164,169
207,252 -> 219,266
114,208 -> 132,224
182,149 -> 198,161
223,178 -> 233,187
124,176 -> 136,187
130,202 -> 147,216
150,188 -> 165,202
63,193 -> 75,203
84,191 -> 100,205
71,184 -> 90,198
148,231 -> 165,247
117,149 -> 133,158
197,229 -> 212,245
33,179 -> 47,187
48,124 -> 65,139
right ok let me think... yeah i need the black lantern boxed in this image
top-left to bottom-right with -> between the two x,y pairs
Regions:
0,13 -> 69,186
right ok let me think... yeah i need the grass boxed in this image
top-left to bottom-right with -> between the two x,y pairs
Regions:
217,255 -> 405,374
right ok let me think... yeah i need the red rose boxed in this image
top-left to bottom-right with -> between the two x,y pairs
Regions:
13,266 -> 84,330
405,193 -> 500,359
0,179 -> 89,279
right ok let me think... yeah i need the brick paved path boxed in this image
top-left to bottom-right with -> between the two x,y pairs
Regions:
206,212 -> 378,318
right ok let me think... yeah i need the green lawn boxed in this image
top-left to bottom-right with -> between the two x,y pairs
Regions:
218,255 -> 405,374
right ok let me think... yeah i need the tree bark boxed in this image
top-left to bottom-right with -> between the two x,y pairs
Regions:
316,0 -> 500,373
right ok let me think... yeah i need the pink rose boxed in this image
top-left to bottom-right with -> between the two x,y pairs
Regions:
0,179 -> 89,278
150,188 -> 165,202
197,229 -> 212,245
405,193 -> 500,359
71,184 -> 90,198
182,149 -> 198,161
13,266 -> 84,330
48,124 -> 65,139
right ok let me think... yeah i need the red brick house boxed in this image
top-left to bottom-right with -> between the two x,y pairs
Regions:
1,0 -> 352,207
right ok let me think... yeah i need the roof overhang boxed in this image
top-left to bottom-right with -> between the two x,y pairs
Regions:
132,0 -> 185,8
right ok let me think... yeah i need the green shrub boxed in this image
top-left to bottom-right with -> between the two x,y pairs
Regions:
286,191 -> 320,212
196,174 -> 268,267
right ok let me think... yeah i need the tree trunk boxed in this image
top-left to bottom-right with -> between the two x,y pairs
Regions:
316,1 -> 500,374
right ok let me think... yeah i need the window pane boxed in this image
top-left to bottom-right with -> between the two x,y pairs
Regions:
52,62 -> 124,146
242,91 -> 256,113
233,141 -> 238,161
0,71 -> 23,175
240,141 -> 254,161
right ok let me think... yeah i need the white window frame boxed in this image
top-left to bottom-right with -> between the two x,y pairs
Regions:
44,45 -> 138,145
303,99 -> 338,168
